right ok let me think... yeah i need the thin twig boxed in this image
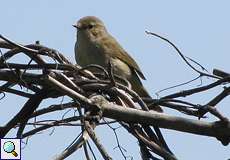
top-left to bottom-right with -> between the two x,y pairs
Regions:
145,31 -> 220,79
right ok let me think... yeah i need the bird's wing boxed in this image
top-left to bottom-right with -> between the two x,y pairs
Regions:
98,35 -> 146,80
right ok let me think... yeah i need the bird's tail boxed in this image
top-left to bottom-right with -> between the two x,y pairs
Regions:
137,85 -> 163,112
138,86 -> 173,154
129,73 -> 163,112
128,72 -> 174,155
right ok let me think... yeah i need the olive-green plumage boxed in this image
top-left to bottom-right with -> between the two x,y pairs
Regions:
74,16 -> 162,112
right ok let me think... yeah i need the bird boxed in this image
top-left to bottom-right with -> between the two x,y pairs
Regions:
73,16 -> 162,112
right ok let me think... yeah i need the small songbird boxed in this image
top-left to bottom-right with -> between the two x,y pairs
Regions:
73,16 -> 162,112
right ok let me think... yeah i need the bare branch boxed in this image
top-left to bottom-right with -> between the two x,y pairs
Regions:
1,36 -> 229,159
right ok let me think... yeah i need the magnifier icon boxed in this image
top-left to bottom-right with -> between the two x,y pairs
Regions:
3,141 -> 18,157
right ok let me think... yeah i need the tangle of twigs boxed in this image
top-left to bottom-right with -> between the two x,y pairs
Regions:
0,34 -> 230,160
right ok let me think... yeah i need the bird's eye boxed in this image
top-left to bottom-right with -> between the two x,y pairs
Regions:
88,24 -> 94,29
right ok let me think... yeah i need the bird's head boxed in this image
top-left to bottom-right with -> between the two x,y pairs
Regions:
73,16 -> 107,39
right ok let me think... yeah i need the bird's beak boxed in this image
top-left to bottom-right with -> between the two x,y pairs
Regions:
72,24 -> 78,29
72,23 -> 81,29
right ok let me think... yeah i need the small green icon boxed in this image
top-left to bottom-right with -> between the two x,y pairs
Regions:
3,141 -> 18,157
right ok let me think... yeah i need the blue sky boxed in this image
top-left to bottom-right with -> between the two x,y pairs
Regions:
1,0 -> 230,159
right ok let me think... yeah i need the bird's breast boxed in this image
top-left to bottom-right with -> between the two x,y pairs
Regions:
75,34 -> 132,79
75,37 -> 107,67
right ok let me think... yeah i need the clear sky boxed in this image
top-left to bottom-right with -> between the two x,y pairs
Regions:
1,0 -> 230,159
